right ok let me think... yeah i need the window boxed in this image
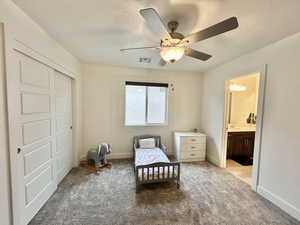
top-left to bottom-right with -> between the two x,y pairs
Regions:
125,81 -> 168,126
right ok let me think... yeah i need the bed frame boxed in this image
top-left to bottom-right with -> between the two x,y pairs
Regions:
133,135 -> 180,190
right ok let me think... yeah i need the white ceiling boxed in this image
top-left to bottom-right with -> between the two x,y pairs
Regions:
12,0 -> 300,72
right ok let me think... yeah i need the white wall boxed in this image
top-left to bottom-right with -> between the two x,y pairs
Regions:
201,32 -> 300,220
0,1 -> 82,224
0,0 -> 80,76
82,63 -> 203,159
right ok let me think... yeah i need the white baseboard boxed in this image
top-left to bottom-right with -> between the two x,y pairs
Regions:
206,153 -> 220,167
257,186 -> 300,221
79,151 -> 175,162
107,152 -> 132,159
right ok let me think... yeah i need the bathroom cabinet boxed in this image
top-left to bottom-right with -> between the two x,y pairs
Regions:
227,131 -> 255,165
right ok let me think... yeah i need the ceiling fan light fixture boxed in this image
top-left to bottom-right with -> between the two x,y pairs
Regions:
160,47 -> 185,63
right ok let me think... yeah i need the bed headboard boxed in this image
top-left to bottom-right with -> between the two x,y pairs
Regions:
133,135 -> 161,149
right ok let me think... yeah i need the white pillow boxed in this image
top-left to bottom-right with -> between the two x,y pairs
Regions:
139,138 -> 156,149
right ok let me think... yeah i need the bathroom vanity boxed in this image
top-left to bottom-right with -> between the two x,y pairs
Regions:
227,127 -> 256,165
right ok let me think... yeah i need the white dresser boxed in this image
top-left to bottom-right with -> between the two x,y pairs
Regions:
174,132 -> 206,162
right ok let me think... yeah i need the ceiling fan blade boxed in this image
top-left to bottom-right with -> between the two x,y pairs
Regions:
159,58 -> 167,66
184,48 -> 212,61
181,17 -> 238,45
140,8 -> 171,40
120,46 -> 159,51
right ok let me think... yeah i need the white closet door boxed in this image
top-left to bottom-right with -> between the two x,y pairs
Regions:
6,51 -> 73,225
54,71 -> 73,183
6,52 -> 57,225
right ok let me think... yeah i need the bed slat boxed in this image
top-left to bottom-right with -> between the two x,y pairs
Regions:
152,166 -> 155,180
142,168 -> 145,181
173,165 -> 175,178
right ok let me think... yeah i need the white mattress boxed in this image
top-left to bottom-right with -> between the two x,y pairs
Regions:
135,148 -> 170,167
135,148 -> 177,180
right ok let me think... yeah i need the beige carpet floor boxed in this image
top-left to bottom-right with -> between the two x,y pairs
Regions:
29,160 -> 299,225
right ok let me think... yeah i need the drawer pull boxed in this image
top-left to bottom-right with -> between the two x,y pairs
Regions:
190,153 -> 195,156
191,146 -> 196,149
191,139 -> 196,141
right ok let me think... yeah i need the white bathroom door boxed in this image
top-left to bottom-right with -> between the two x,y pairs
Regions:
54,70 -> 73,183
6,50 -> 73,225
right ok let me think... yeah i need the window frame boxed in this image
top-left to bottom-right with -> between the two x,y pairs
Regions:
124,81 -> 169,127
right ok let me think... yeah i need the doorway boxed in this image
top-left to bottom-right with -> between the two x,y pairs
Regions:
221,68 -> 266,190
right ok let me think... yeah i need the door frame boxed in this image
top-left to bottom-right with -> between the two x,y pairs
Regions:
220,65 -> 267,192
3,24 -> 76,225
0,22 -> 12,225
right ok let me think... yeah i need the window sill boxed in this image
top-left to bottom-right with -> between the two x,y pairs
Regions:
125,123 -> 168,127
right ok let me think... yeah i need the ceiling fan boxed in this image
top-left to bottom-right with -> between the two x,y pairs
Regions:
120,8 -> 239,65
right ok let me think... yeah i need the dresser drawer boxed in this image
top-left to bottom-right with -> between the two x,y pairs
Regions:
181,143 -> 205,152
181,136 -> 205,144
180,151 -> 205,160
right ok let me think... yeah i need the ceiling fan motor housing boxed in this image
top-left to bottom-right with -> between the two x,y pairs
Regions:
168,21 -> 184,40
168,21 -> 179,32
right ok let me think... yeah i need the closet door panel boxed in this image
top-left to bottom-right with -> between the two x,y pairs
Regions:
6,52 -> 57,225
54,71 -> 73,183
